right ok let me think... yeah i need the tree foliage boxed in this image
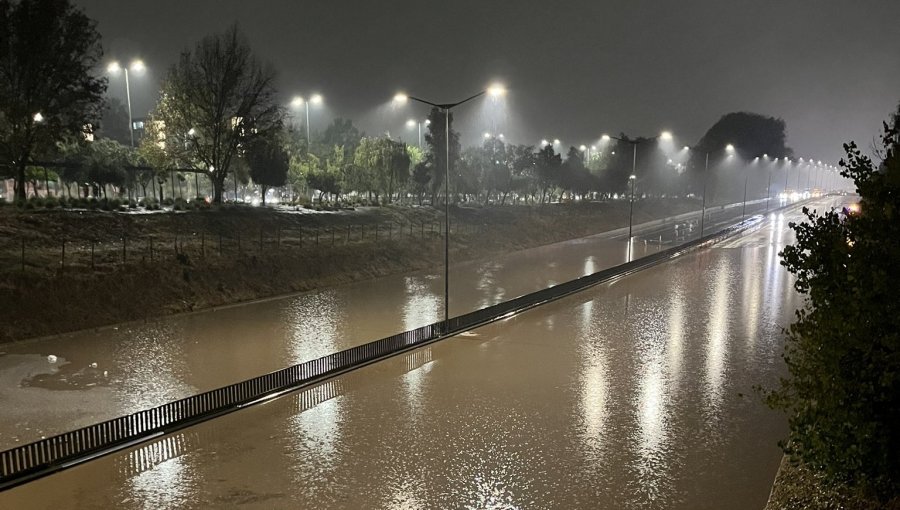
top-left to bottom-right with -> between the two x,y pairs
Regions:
0,0 -> 107,200
767,103 -> 900,502
246,136 -> 288,204
153,24 -> 283,203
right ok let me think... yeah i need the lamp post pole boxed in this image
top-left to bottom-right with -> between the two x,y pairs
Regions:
700,152 -> 709,237
765,170 -> 772,212
123,67 -> 134,147
628,143 -> 637,239
405,88 -> 501,330
742,172 -> 749,220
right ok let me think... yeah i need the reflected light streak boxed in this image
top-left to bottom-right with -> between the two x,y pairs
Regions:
126,437 -> 194,507
705,260 -> 731,412
402,276 -> 441,331
288,290 -> 341,364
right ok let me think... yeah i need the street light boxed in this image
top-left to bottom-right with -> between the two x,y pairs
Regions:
609,131 -> 671,240
107,59 -> 145,147
396,83 -> 504,330
688,142 -> 736,238
290,93 -> 324,147
406,118 -> 429,147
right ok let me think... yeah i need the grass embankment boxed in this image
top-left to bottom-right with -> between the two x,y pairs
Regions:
765,456 -> 899,510
0,199 -> 699,342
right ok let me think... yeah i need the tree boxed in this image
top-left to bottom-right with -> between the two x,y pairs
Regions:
0,0 -> 106,201
424,107 -> 461,205
321,118 -> 363,159
246,136 -> 288,205
534,144 -> 562,204
154,24 -> 283,203
766,103 -> 900,502
95,97 -> 131,145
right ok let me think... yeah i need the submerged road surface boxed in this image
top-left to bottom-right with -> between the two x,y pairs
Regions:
0,201 -> 770,448
0,198 -> 845,509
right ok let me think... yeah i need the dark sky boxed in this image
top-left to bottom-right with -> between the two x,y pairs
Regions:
76,0 -> 900,162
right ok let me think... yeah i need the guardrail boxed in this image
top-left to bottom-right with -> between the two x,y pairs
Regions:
0,209 -> 773,491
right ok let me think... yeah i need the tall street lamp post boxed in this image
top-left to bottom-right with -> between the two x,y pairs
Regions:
693,143 -> 735,238
107,59 -> 145,147
406,118 -> 430,147
290,94 -> 324,147
394,84 -> 506,330
610,131 -> 671,240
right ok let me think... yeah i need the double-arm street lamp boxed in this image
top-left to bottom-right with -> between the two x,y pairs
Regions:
290,94 -> 324,147
393,84 -> 506,329
688,143 -> 736,238
608,131 -> 672,240
107,59 -> 146,147
405,118 -> 431,147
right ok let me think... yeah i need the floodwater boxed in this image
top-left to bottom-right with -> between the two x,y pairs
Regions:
0,203 -> 770,449
0,199 -> 842,509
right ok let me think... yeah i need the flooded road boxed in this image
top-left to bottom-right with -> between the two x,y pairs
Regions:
0,199 -> 844,509
0,201 -> 780,448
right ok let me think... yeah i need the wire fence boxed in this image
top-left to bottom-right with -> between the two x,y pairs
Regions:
0,220 -> 484,275
0,209 -> 770,491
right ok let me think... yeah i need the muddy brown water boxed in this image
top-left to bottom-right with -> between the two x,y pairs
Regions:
0,199 -> 845,509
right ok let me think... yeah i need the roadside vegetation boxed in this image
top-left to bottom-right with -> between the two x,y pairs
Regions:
766,103 -> 900,508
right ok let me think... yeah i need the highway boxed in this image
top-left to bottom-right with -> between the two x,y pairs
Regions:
0,197 -> 846,509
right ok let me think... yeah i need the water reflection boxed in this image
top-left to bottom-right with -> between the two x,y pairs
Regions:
402,276 -> 441,331
704,258 -> 732,420
112,327 -> 193,415
288,289 -> 341,364
125,437 -> 194,510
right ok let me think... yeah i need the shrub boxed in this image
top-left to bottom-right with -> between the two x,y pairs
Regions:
767,104 -> 900,501
43,196 -> 58,209
30,196 -> 45,208
128,199 -> 138,209
57,196 -> 69,208
0,197 -> 7,207
163,197 -> 174,206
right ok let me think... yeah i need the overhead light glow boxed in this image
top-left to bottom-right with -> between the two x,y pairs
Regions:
487,83 -> 507,97
659,131 -> 673,140
310,94 -> 323,105
393,93 -> 409,104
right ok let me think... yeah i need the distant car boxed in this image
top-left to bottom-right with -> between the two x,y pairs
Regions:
841,203 -> 861,217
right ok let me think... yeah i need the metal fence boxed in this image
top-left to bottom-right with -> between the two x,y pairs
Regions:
0,211 -> 770,491
0,219 -> 478,275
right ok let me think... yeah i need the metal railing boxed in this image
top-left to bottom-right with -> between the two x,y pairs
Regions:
0,211 -> 772,491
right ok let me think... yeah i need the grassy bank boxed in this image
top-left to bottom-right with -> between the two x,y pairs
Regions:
765,456 -> 898,510
0,199 -> 700,342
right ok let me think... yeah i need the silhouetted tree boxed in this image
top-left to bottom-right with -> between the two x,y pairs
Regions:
154,24 -> 283,203
0,0 -> 106,201
424,107 -> 461,205
246,136 -> 288,205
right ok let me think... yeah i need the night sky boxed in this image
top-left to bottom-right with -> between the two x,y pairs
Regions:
75,0 -> 900,162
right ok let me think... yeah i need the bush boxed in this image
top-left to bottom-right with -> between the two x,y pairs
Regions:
30,196 -> 45,208
0,197 -> 7,207
57,196 -> 69,208
128,199 -> 138,209
767,104 -> 900,502
43,196 -> 58,209
162,197 -> 175,206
